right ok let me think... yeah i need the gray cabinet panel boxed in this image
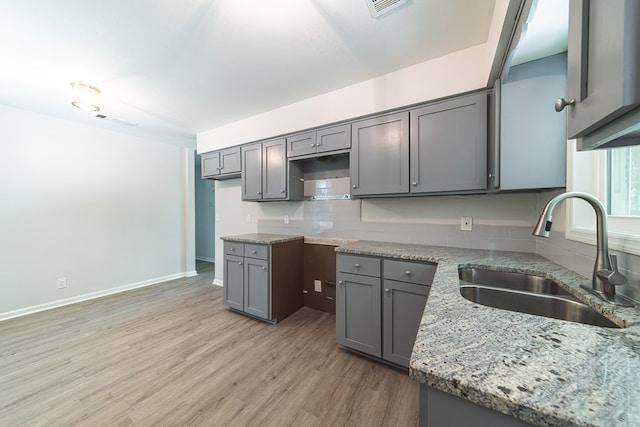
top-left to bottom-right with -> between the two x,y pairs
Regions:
410,94 -> 487,194
241,143 -> 263,201
351,112 -> 409,196
567,0 -> 640,141
383,259 -> 436,285
223,254 -> 244,312
262,138 -> 287,200
382,280 -> 429,368
336,254 -> 381,277
316,124 -> 351,153
244,258 -> 270,319
287,131 -> 317,158
201,151 -> 221,178
219,147 -> 241,175
336,272 -> 381,357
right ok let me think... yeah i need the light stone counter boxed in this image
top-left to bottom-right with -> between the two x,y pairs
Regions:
221,233 -> 303,245
336,240 -> 640,427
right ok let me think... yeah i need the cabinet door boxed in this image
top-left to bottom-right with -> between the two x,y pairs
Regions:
382,280 -> 429,368
566,0 -> 640,140
244,258 -> 270,320
410,94 -> 487,194
316,124 -> 351,153
201,152 -> 220,178
351,112 -> 409,196
219,147 -> 241,175
336,272 -> 381,357
287,131 -> 317,158
262,138 -> 287,200
241,143 -> 263,201
223,254 -> 244,311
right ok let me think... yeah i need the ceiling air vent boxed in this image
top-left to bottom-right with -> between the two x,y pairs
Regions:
366,0 -> 408,18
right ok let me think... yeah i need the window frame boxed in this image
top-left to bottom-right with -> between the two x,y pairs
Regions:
566,140 -> 640,256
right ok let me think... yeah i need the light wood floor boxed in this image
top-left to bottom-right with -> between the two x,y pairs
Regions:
0,261 -> 419,426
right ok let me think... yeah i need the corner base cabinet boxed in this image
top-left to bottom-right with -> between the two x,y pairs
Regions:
336,253 -> 435,368
222,237 -> 303,323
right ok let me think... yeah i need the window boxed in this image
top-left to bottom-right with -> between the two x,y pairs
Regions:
567,141 -> 640,256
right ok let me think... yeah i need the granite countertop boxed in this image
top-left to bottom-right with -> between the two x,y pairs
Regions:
221,233 -> 303,245
336,240 -> 640,427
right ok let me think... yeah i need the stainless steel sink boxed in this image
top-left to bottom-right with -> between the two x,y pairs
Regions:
459,267 -> 620,328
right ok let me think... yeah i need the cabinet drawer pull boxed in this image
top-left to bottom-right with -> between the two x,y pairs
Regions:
238,262 -> 243,265
281,190 -> 286,193
352,184 -> 357,189
411,181 -> 417,186
230,247 -> 235,251
252,250 -> 257,254
405,270 -> 412,275
257,191 -> 262,195
338,280 -> 343,285
262,266 -> 267,270
554,97 -> 576,112
385,288 -> 390,293
354,263 -> 360,268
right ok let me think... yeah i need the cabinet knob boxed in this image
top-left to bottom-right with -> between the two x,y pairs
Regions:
252,250 -> 257,254
281,190 -> 286,193
262,266 -> 267,270
354,263 -> 360,268
238,262 -> 243,265
554,98 -> 576,112
385,288 -> 390,293
405,270 -> 412,275
257,191 -> 262,195
338,280 -> 343,285
411,181 -> 418,186
230,247 -> 235,251
352,184 -> 357,189
311,143 -> 317,147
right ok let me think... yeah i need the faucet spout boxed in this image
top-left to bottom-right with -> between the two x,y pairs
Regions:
533,192 -> 632,307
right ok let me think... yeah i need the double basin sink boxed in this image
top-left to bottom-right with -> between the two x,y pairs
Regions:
459,267 -> 620,328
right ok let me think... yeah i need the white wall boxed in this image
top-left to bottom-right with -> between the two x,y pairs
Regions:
0,104 -> 196,319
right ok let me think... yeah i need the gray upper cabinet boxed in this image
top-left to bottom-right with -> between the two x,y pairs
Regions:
351,112 -> 409,197
241,139 -> 303,202
410,93 -> 488,194
287,124 -> 351,159
565,0 -> 640,150
497,53 -> 567,191
201,146 -> 241,180
241,143 -> 263,201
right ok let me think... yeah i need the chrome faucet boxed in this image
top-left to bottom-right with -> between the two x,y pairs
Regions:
533,191 -> 633,307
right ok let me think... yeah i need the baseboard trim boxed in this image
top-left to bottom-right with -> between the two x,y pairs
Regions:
213,278 -> 224,287
0,271 -> 195,322
196,256 -> 215,263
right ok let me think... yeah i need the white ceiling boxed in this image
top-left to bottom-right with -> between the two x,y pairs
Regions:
0,0 -> 567,146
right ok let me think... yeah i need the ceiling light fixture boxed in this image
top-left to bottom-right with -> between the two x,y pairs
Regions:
70,82 -> 101,112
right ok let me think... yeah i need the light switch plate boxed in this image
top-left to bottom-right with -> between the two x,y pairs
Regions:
314,280 -> 322,293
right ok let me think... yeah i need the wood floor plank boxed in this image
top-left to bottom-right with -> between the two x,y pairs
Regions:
0,261 -> 418,426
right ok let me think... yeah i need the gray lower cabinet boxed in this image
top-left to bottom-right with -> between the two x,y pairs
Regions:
350,112 -> 410,197
287,124 -> 351,159
241,139 -> 303,201
410,93 -> 488,194
222,239 -> 303,323
201,146 -> 241,179
336,254 -> 435,368
420,385 -> 535,427
566,0 -> 640,150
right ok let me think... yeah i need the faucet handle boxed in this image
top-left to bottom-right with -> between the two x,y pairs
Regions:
608,253 -> 627,286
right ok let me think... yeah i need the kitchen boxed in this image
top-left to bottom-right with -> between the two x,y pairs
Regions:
1,0 -> 640,426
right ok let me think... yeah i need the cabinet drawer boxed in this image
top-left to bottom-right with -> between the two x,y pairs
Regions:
337,254 -> 380,277
224,241 -> 244,256
383,259 -> 436,285
244,244 -> 269,260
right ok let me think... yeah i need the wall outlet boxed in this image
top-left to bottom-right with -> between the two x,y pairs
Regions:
461,217 -> 473,231
56,277 -> 67,289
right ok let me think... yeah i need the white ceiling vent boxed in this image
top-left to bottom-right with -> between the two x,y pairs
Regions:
366,0 -> 408,18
